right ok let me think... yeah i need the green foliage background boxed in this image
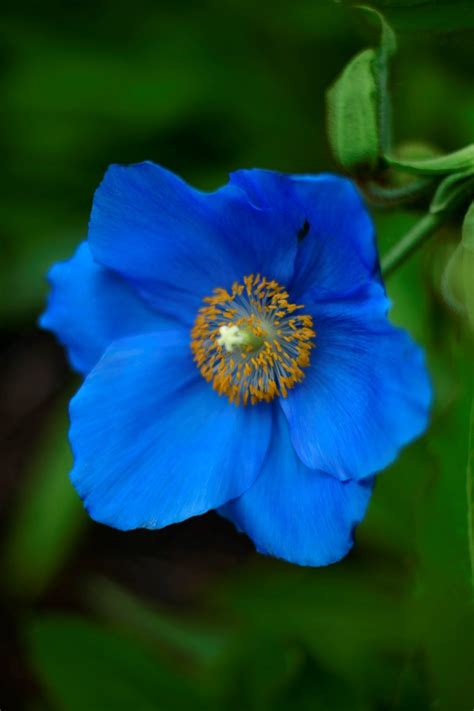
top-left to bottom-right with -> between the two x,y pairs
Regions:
0,1 -> 473,709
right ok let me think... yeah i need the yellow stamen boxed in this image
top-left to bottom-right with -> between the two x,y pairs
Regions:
190,274 -> 316,406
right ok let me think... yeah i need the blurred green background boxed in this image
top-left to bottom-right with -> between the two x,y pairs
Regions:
0,1 -> 473,709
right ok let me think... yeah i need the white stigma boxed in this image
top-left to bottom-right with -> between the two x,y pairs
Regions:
217,325 -> 245,353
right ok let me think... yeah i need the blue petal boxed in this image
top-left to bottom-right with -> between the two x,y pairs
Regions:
280,283 -> 432,480
39,242 -> 177,375
231,170 -> 379,299
88,162 -> 297,324
220,407 -> 374,566
69,330 -> 272,530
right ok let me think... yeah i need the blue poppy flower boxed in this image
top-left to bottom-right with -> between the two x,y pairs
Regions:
40,163 -> 431,566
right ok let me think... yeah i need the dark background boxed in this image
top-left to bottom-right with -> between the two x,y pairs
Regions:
0,1 -> 473,709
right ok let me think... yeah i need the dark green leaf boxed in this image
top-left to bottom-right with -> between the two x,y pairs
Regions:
87,577 -> 229,666
2,397 -> 86,600
28,615 -> 208,711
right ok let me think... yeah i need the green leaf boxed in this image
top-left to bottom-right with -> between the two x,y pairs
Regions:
87,577 -> 229,667
386,144 -> 474,175
213,559 -> 415,704
216,637 -> 368,711
430,171 -> 474,214
2,395 -> 87,600
326,48 -> 379,172
28,615 -> 208,711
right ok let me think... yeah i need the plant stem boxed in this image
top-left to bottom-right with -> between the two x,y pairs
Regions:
381,211 -> 445,277
362,176 -> 433,208
380,174 -> 474,277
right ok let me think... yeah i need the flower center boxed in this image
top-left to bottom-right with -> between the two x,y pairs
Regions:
191,274 -> 316,405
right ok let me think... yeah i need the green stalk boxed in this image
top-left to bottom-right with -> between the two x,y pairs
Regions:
362,176 -> 433,208
381,211 -> 444,277
381,173 -> 474,278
